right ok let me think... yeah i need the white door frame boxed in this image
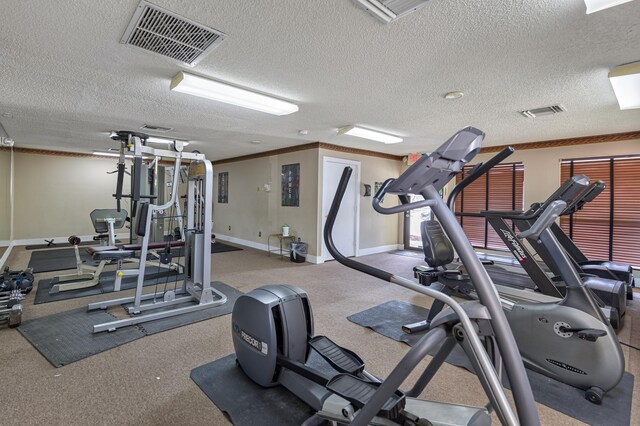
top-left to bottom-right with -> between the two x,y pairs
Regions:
321,156 -> 361,262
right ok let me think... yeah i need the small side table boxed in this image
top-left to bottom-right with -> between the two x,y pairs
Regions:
268,234 -> 297,261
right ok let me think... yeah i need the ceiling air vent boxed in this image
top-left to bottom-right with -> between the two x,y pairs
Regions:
121,1 -> 226,66
141,124 -> 173,133
520,105 -> 566,119
353,0 -> 431,23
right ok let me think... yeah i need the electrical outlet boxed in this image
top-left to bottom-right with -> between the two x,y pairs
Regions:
228,226 -> 231,231
259,231 -> 262,237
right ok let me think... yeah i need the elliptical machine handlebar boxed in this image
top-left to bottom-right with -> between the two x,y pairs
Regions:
447,146 -> 515,211
324,167 -> 394,282
372,178 -> 436,215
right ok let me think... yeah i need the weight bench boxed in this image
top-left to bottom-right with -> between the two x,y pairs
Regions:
49,209 -> 128,294
90,240 -> 186,292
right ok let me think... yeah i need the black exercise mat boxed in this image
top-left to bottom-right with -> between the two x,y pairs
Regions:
26,240 -> 99,250
348,300 -> 634,426
19,282 -> 242,367
17,308 -> 145,367
191,354 -> 315,426
28,248 -> 99,273
33,269 -> 185,304
137,282 -> 243,335
212,241 -> 242,253
172,241 -> 243,258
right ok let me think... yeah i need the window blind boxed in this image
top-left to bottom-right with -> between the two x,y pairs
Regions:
455,162 -> 524,250
560,156 -> 640,267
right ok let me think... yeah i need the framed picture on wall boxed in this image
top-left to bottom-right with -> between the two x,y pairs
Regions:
218,172 -> 228,203
281,163 -> 300,207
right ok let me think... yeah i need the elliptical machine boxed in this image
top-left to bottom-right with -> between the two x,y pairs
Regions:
407,152 -> 624,404
232,127 -> 540,426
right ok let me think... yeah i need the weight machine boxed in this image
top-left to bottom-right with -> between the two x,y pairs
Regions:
87,131 -> 226,333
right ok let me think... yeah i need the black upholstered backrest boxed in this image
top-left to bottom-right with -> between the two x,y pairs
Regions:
420,220 -> 454,267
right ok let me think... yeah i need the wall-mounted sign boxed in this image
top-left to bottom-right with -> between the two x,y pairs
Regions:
218,172 -> 228,203
281,163 -> 300,207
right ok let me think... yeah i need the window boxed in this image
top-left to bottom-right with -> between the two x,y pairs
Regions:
454,162 -> 524,250
560,156 -> 640,267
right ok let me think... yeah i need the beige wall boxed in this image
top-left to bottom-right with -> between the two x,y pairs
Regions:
0,149 -> 10,241
213,149 -> 320,255
13,152 -> 128,240
473,139 -> 640,208
317,149 -> 403,256
212,148 -> 403,259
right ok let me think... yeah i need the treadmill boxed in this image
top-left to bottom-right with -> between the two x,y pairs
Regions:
542,180 -> 635,299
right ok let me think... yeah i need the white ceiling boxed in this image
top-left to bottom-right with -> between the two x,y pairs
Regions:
0,0 -> 639,160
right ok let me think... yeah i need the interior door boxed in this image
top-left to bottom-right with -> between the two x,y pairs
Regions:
322,159 -> 359,261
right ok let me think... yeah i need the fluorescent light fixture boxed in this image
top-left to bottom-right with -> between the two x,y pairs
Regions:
147,136 -> 190,146
354,0 -> 395,23
338,125 -> 403,144
608,61 -> 640,110
584,0 -> 635,13
94,151 -> 134,158
109,131 -> 190,146
170,72 -> 299,116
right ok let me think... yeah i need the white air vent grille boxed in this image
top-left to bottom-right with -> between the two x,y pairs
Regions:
520,105 -> 566,118
354,0 -> 431,23
121,1 -> 226,66
141,124 -> 173,132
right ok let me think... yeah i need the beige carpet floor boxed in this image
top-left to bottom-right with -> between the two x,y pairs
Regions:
1,243 -> 638,425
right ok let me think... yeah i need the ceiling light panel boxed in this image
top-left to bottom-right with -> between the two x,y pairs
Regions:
121,1 -> 226,66
354,0 -> 431,23
338,125 -> 403,144
584,0 -> 635,14
170,72 -> 299,116
609,61 -> 640,110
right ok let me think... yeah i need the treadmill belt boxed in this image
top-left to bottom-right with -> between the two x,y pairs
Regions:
485,265 -> 537,290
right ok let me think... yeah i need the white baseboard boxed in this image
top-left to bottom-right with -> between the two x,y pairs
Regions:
215,234 -> 269,252
0,242 -> 15,270
358,244 -> 401,256
0,240 -> 11,247
216,234 -> 321,264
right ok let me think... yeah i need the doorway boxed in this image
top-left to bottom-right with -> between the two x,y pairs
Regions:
403,194 -> 432,250
321,157 -> 360,261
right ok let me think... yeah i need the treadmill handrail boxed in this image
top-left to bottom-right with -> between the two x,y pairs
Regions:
517,201 -> 566,240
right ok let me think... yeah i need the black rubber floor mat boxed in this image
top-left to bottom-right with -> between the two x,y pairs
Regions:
34,269 -> 185,304
17,308 -> 145,367
212,242 -> 243,253
28,248 -> 99,273
134,282 -> 243,335
26,240 -> 99,250
347,300 -> 634,426
19,282 -> 242,367
191,354 -> 316,426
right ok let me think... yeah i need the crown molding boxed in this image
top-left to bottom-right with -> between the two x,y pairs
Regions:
480,130 -> 640,153
213,141 -> 402,165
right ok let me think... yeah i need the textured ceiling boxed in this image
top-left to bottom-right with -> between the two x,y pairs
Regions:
0,0 -> 639,160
